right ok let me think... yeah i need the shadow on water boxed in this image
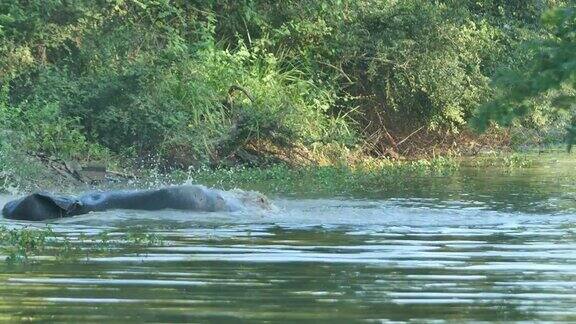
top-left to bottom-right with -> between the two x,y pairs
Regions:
1,160 -> 576,321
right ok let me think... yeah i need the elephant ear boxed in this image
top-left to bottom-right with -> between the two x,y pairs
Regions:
3,193 -> 84,221
35,193 -> 83,214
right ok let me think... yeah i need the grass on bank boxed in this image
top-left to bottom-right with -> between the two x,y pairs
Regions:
172,156 -> 459,195
1,148 -> 560,195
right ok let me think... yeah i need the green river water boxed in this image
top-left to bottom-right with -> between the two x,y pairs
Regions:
1,158 -> 576,322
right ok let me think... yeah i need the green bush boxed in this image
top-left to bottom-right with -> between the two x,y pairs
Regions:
1,100 -> 106,159
0,0 -> 570,169
472,5 -> 575,148
211,0 -> 561,131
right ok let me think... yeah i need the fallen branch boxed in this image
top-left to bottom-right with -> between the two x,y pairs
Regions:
396,126 -> 425,147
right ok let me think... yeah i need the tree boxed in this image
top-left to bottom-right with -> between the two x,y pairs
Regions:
473,6 -> 576,149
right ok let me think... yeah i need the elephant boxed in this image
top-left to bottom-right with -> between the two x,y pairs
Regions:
2,185 -> 271,221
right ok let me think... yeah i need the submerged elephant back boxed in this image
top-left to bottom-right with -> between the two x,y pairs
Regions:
80,190 -> 170,212
2,185 -> 274,221
167,185 -> 242,212
79,186 -> 244,212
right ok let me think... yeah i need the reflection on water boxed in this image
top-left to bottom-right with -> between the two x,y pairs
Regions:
1,164 -> 576,322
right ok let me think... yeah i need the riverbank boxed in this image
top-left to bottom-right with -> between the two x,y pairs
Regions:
1,147 -> 570,195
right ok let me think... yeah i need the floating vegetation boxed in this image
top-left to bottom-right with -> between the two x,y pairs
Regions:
175,157 -> 460,197
463,153 -> 538,169
0,226 -> 165,264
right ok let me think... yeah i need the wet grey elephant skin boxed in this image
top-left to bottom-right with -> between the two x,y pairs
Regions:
2,185 -> 262,221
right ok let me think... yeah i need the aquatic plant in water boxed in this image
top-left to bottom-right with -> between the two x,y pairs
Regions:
0,226 -> 165,264
178,157 -> 460,196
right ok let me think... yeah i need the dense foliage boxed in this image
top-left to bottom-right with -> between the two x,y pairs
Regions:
473,5 -> 576,149
0,0 -> 570,170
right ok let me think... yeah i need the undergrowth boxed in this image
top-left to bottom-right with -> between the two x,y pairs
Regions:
1,1 -> 570,171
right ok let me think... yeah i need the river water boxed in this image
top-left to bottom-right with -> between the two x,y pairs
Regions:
1,160 -> 576,322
